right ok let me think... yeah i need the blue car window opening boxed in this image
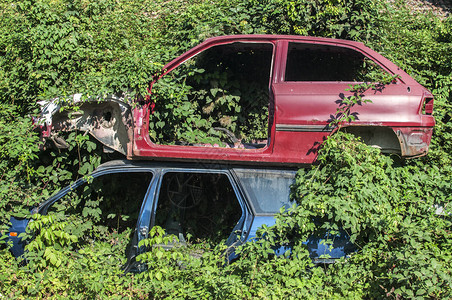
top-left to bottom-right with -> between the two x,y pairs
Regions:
151,169 -> 247,246
41,170 -> 154,236
233,169 -> 297,215
39,168 -> 155,214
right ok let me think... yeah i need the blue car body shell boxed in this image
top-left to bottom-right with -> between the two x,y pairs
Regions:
5,160 -> 354,265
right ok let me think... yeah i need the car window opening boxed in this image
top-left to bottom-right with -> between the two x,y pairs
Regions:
47,172 -> 153,234
155,172 -> 242,245
234,169 -> 296,214
150,42 -> 273,149
285,42 -> 389,82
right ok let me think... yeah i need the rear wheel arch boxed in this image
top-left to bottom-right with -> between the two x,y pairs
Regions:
342,126 -> 402,155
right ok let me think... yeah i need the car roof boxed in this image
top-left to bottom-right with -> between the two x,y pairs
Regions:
95,159 -> 299,173
202,34 -> 366,47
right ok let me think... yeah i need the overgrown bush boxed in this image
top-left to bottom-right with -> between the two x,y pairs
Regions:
289,132 -> 452,298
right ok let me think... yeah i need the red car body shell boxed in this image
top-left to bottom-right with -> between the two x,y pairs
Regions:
127,35 -> 434,165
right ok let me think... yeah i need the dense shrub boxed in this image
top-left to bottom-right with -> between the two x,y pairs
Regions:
289,132 -> 452,298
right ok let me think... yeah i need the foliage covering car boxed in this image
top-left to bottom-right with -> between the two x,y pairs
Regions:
6,160 -> 354,270
35,35 -> 435,166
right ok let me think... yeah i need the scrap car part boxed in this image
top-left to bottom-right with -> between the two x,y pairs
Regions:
34,94 -> 133,155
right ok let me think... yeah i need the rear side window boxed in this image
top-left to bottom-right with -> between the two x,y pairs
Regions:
154,172 -> 242,244
285,42 -> 388,82
234,169 -> 296,214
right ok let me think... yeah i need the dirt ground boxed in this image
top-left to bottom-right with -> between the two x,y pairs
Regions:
405,0 -> 451,17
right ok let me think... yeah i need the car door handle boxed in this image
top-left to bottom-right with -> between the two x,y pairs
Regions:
139,226 -> 148,237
